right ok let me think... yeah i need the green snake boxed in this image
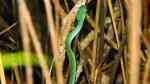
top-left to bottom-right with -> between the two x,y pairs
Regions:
65,5 -> 87,84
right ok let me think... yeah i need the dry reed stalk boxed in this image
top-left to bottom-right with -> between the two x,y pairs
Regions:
127,0 -> 142,84
61,7 -> 78,42
18,1 -> 33,83
43,0 -> 64,84
119,0 -> 127,83
13,66 -> 21,84
52,0 -> 66,19
18,1 -> 34,83
107,0 -> 120,48
0,22 -> 17,36
143,0 -> 150,49
86,15 -> 96,29
18,0 -> 52,84
64,0 -> 69,12
90,0 -> 101,83
143,0 -> 150,83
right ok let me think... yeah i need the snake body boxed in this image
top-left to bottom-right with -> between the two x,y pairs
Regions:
65,5 -> 87,84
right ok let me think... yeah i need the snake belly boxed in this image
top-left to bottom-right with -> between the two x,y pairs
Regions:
65,5 -> 87,84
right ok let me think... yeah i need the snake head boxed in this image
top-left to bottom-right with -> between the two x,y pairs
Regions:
76,5 -> 87,22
